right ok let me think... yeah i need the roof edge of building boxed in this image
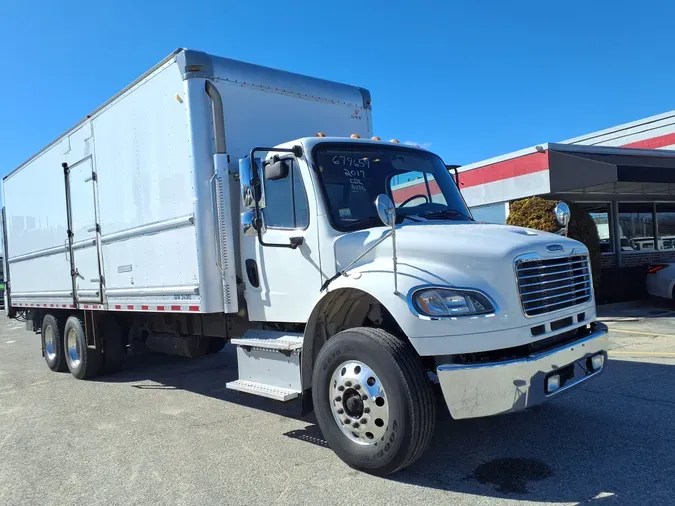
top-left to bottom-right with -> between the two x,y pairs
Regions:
561,110 -> 675,145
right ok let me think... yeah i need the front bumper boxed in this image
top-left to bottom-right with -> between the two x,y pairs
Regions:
437,323 -> 608,419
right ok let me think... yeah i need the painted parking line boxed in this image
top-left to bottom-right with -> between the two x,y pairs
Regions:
608,328 -> 675,338
610,350 -> 675,357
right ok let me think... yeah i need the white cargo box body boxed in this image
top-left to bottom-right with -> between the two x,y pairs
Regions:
2,49 -> 372,314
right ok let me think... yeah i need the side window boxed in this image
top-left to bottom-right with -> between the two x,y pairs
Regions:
263,160 -> 310,229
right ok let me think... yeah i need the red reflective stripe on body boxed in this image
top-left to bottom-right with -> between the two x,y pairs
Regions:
170,305 -> 181,311
141,305 -> 149,310
157,306 -> 165,311
188,305 -> 199,311
127,305 -> 134,310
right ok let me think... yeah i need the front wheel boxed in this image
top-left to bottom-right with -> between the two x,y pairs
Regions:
312,328 -> 436,476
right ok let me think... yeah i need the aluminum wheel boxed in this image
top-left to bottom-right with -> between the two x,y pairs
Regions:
66,328 -> 81,369
44,325 -> 56,361
329,360 -> 389,445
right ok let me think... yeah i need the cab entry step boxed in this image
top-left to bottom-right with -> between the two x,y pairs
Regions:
226,380 -> 300,401
230,329 -> 303,351
226,330 -> 303,401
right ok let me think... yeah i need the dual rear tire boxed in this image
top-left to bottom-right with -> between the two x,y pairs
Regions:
42,313 -> 125,379
42,314 -> 68,372
63,316 -> 102,380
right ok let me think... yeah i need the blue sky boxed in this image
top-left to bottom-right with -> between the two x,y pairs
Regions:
1,0 -> 674,178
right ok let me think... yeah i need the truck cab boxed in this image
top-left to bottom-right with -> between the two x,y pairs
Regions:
230,134 -> 608,474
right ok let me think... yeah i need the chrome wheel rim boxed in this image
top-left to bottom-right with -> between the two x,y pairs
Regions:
66,328 -> 81,368
329,360 -> 389,446
44,325 -> 56,361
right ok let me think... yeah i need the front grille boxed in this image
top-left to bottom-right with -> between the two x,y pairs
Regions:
516,255 -> 592,317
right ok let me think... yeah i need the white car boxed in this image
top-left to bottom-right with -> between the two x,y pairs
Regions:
646,263 -> 675,299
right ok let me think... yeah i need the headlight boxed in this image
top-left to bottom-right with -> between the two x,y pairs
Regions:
412,288 -> 495,317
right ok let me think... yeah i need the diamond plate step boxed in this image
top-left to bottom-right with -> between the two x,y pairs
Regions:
230,329 -> 303,351
225,380 -> 300,401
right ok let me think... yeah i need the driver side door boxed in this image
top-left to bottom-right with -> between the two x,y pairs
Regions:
240,158 -> 322,322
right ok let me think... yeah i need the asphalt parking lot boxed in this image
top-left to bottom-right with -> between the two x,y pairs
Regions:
1,305 -> 673,506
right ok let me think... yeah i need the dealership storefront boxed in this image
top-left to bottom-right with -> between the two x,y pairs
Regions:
390,110 -> 675,300
456,110 -> 675,271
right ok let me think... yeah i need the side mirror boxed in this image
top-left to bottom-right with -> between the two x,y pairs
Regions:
265,158 -> 290,181
239,157 -> 266,210
554,202 -> 571,227
241,210 -> 264,237
375,194 -> 396,227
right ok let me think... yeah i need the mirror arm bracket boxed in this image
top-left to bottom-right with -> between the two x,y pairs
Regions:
247,145 -> 305,250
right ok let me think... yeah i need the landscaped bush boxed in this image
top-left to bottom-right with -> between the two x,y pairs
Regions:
507,197 -> 601,295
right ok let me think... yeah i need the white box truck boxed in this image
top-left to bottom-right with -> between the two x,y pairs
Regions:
1,49 -> 608,475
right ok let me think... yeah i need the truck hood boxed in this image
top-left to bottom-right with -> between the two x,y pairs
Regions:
335,221 -> 585,270
330,221 -> 595,350
333,221 -> 587,307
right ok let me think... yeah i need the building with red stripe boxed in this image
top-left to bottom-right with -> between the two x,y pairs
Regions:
395,110 -> 675,281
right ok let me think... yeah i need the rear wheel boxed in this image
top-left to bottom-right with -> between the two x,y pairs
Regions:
41,314 -> 67,372
312,327 -> 436,476
64,316 -> 102,380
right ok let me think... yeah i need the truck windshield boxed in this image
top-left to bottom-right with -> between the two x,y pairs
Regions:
312,143 -> 472,231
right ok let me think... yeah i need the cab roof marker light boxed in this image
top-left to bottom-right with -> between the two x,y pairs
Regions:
371,136 -> 381,141
316,132 -> 326,137
350,134 -> 361,139
390,139 -> 400,143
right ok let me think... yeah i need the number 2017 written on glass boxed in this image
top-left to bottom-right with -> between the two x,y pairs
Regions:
332,156 -> 370,177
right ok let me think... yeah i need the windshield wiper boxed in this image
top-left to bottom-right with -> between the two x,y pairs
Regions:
341,214 -> 415,231
420,209 -> 473,221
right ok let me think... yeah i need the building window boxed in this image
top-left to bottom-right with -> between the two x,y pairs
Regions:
618,203 -> 655,252
263,160 -> 309,229
575,203 -> 613,253
656,203 -> 675,250
470,202 -> 507,224
390,172 -> 447,207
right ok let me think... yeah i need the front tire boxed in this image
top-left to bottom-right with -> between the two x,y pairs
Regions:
64,316 -> 102,379
41,314 -> 67,372
312,328 -> 436,476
